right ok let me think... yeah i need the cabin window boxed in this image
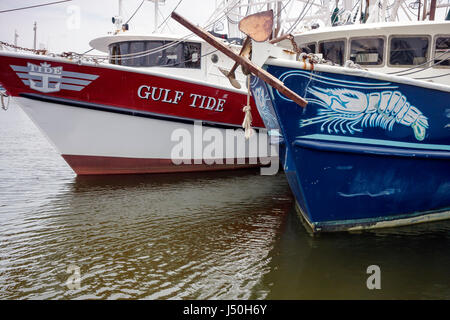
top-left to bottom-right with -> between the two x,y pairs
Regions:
319,40 -> 345,65
300,43 -> 316,54
389,36 -> 429,66
183,42 -> 201,68
144,41 -> 164,66
109,40 -> 201,69
350,37 -> 384,66
434,36 -> 450,67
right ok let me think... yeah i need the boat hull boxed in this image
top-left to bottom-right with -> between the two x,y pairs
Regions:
0,52 -> 270,175
16,96 -> 264,175
254,61 -> 450,232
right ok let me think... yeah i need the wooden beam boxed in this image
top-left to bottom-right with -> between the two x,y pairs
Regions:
430,0 -> 437,20
171,11 -> 308,108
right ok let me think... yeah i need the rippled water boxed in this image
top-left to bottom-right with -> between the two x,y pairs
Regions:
1,103 -> 450,299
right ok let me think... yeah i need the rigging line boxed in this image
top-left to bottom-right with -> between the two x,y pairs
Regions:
393,57 -> 450,76
413,71 -> 450,79
286,0 -> 313,34
0,0 -> 72,14
81,48 -> 94,55
125,0 -> 145,24
72,1 -> 245,60
157,0 -> 183,30
204,0 -> 241,27
388,49 -> 450,75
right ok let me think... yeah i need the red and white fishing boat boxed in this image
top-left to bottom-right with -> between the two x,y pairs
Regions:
0,2 -> 272,175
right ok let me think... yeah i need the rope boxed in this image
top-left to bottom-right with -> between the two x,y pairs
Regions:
0,0 -> 71,14
125,0 -> 145,25
1,90 -> 10,111
242,75 -> 254,139
0,41 -> 47,55
388,49 -> 450,75
157,0 -> 183,31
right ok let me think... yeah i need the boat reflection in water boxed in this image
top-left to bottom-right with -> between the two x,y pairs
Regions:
0,129 -> 293,299
259,208 -> 450,299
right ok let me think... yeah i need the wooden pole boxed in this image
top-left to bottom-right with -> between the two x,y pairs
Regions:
171,11 -> 308,108
418,0 -> 421,21
429,0 -> 437,20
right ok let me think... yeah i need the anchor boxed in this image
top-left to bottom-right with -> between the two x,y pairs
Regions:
218,10 -> 275,89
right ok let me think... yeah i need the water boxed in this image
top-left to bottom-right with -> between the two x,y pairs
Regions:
1,103 -> 450,300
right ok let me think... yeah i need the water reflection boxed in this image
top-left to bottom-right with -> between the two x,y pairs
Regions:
1,166 -> 293,299
1,104 -> 450,300
259,208 -> 450,299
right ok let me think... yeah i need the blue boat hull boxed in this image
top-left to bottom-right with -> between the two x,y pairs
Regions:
252,63 -> 450,232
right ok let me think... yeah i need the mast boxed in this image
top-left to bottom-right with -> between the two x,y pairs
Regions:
14,30 -> 19,51
390,0 -> 403,21
118,0 -> 123,17
418,0 -> 421,20
154,0 -> 159,32
33,22 -> 37,50
274,1 -> 282,38
422,0 -> 428,20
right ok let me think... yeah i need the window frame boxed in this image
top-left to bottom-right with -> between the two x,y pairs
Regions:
387,34 -> 432,68
299,42 -> 317,54
108,40 -> 202,69
432,34 -> 450,69
348,36 -> 386,68
318,38 -> 347,66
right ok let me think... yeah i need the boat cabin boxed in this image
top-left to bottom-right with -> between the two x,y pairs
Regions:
289,21 -> 450,84
89,33 -> 246,89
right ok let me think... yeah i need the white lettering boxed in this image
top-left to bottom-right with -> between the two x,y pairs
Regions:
137,85 -> 151,99
189,93 -> 202,107
216,98 -> 226,112
161,88 -> 173,103
173,91 -> 184,104
204,97 -> 216,110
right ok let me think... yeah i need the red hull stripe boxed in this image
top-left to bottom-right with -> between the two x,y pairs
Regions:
20,92 -> 264,130
0,54 -> 265,127
62,155 -> 261,175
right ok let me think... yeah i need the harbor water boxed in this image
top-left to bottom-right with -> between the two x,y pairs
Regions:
1,103 -> 450,299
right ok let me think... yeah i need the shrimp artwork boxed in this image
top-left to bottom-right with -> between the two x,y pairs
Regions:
300,86 -> 429,141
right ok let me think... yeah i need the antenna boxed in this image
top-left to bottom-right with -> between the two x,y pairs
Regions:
14,30 -> 19,51
33,22 -> 37,50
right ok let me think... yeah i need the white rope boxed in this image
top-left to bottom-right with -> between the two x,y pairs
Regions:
242,75 -> 254,139
1,90 -> 10,111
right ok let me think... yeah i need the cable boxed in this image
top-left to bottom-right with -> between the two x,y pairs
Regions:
125,0 -> 145,25
157,0 -> 183,31
413,71 -> 450,80
0,0 -> 72,14
388,49 -> 450,75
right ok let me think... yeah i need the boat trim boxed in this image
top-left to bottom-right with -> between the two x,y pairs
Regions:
293,134 -> 450,159
295,201 -> 450,233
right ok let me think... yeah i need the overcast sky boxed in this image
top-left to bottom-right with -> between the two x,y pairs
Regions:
0,0 -> 217,54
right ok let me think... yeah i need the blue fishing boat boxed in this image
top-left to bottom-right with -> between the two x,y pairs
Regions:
250,58 -> 450,232
170,8 -> 450,232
